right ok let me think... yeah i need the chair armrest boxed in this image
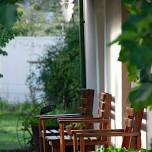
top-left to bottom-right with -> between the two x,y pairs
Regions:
75,130 -> 140,137
58,117 -> 110,124
71,129 -> 125,135
38,113 -> 80,120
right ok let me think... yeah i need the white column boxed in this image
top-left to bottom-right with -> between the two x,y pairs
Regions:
94,0 -> 105,93
84,0 -> 98,116
147,111 -> 152,149
105,0 -> 122,146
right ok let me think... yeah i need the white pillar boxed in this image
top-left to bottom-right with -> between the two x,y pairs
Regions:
105,0 -> 122,146
84,0 -> 98,116
147,111 -> 152,149
84,0 -> 106,116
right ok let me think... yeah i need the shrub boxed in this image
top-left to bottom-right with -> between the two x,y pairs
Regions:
95,146 -> 150,152
27,24 -> 81,109
0,98 -> 9,113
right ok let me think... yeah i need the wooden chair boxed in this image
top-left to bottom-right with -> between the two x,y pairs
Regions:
71,107 -> 144,152
39,89 -> 94,152
58,92 -> 113,152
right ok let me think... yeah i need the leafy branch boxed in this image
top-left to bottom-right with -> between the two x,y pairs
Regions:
113,0 -> 152,109
0,0 -> 21,77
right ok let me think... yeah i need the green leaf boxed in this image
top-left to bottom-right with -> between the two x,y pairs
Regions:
123,0 -> 141,14
0,4 -> 18,30
0,0 -> 20,4
129,83 -> 152,110
127,63 -> 138,81
0,48 -> 8,56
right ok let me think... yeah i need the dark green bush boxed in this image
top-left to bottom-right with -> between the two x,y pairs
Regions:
27,24 -> 81,109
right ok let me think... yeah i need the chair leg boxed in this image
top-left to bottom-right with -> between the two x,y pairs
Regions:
80,136 -> 85,152
42,137 -> 46,152
39,137 -> 43,152
136,135 -> 141,150
51,141 -> 60,152
39,121 -> 43,152
73,134 -> 78,152
86,145 -> 94,152
59,123 -> 65,152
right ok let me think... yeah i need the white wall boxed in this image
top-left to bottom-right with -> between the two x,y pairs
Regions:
0,37 -> 59,103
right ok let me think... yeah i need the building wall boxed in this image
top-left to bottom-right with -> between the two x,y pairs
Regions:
85,0 -> 122,127
0,37 -> 59,103
84,0 -> 149,149
104,0 -> 122,146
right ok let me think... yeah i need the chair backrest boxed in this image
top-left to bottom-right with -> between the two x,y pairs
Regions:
40,105 -> 55,115
122,107 -> 144,149
79,89 -> 94,117
98,92 -> 112,119
98,92 -> 112,129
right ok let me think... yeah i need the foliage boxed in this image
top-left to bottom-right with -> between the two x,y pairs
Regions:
0,3 -> 17,30
14,2 -> 63,36
0,98 -> 10,113
112,0 -> 152,110
27,24 -> 80,108
0,27 -> 18,68
14,0 -> 79,36
0,0 -> 21,77
95,146 -> 150,152
0,100 -> 34,150
0,97 -> 26,113
65,122 -> 86,129
21,0 -> 60,12
14,0 -> 69,36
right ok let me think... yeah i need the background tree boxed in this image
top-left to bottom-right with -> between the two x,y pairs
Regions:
27,24 -> 80,108
0,0 -> 21,77
14,0 -> 64,36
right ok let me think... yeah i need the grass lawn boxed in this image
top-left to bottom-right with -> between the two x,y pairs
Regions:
0,112 -> 30,151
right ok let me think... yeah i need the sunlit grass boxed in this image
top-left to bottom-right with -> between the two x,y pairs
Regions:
0,113 -> 29,150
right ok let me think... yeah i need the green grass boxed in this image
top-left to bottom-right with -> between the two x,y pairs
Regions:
0,99 -> 78,151
0,112 -> 30,150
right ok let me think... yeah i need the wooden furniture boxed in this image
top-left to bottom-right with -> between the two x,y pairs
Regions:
58,92 -> 113,152
39,89 -> 94,152
71,107 -> 144,152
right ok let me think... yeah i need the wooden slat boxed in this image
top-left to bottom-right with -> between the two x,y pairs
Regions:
38,113 -> 80,119
46,136 -> 60,140
77,131 -> 140,137
88,137 -> 98,140
46,135 -> 71,141
41,130 -> 51,134
58,117 -> 110,123
64,135 -> 71,140
50,129 -> 59,134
